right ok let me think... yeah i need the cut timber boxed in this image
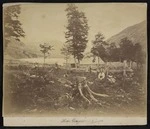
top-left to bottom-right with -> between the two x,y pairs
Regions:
87,86 -> 109,97
88,89 -> 99,102
78,83 -> 91,104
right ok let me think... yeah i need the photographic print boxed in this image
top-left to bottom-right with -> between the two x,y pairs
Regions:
3,3 -> 147,126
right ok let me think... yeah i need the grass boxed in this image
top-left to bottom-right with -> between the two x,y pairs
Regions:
3,64 -> 146,117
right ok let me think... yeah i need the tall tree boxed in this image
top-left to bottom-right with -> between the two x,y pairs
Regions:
134,43 -> 145,68
65,4 -> 89,65
39,43 -> 54,65
107,42 -> 120,62
91,32 -> 108,66
3,5 -> 25,48
119,37 -> 136,73
119,37 -> 134,62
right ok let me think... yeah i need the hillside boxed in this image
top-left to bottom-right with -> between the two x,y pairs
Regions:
4,21 -> 147,59
4,39 -> 64,59
4,38 -> 39,59
32,40 -> 64,58
107,20 -> 147,50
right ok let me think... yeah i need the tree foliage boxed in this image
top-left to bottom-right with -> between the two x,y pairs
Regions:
39,43 -> 54,64
91,32 -> 108,63
106,37 -> 145,68
134,43 -> 145,65
119,37 -> 135,62
65,3 -> 89,63
61,44 -> 70,64
3,5 -> 25,48
107,42 -> 120,62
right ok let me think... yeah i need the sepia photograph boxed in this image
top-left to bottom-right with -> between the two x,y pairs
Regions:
3,3 -> 147,126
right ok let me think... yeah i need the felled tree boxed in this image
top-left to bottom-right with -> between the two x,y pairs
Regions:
65,4 -> 89,65
39,43 -> 54,65
3,5 -> 25,48
91,32 -> 108,66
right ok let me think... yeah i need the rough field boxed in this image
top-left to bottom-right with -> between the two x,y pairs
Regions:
3,64 -> 146,117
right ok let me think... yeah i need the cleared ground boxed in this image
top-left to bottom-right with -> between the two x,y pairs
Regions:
3,63 -> 146,117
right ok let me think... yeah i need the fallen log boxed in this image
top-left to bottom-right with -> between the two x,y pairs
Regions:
78,83 -> 91,104
76,76 -> 109,104
88,89 -> 99,102
87,86 -> 109,97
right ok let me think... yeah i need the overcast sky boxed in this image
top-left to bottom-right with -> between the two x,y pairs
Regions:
16,3 -> 147,47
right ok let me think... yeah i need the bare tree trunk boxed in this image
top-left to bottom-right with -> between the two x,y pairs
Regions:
131,61 -> 133,69
98,56 -> 100,68
74,56 -> 77,69
78,59 -> 80,68
44,53 -> 45,66
105,61 -> 108,76
136,62 -> 139,70
78,59 -> 80,64
129,60 -> 132,68
123,60 -> 127,76
65,57 -> 68,69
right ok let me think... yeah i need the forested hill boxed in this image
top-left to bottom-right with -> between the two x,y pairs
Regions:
107,20 -> 147,50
